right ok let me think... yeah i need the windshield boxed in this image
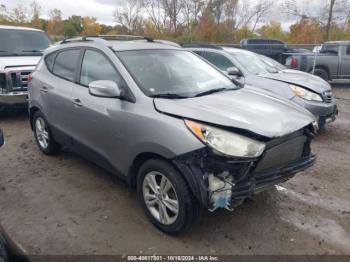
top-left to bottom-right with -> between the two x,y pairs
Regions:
228,50 -> 273,75
0,29 -> 51,56
118,50 -> 236,97
259,55 -> 286,71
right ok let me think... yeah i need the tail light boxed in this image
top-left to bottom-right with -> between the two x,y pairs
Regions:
28,73 -> 33,82
290,58 -> 298,68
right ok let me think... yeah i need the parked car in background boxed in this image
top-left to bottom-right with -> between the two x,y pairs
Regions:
240,38 -> 288,62
183,44 -> 338,127
29,35 -> 317,234
285,41 -> 350,82
0,25 -> 51,112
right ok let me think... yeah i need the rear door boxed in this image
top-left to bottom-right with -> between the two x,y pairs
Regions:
42,48 -> 82,144
70,48 -> 129,171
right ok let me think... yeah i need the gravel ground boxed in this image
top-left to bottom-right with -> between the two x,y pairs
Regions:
0,88 -> 349,255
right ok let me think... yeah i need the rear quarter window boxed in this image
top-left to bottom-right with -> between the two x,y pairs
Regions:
52,49 -> 81,81
45,52 -> 57,72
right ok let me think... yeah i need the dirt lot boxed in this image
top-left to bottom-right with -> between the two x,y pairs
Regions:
0,88 -> 350,255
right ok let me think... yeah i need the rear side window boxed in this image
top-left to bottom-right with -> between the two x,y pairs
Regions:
321,44 -> 339,55
202,52 -> 234,71
80,50 -> 124,86
45,52 -> 56,71
53,49 -> 81,81
347,45 -> 350,55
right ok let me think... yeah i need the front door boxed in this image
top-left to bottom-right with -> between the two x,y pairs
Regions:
70,48 -> 129,172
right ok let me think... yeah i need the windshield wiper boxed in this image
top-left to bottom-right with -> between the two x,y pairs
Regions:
194,87 -> 235,97
150,93 -> 189,99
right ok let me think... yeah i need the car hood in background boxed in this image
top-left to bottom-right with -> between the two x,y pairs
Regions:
0,56 -> 41,71
154,87 -> 314,138
260,71 -> 331,94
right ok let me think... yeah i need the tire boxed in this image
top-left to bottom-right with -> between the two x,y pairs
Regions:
32,111 -> 60,155
313,68 -> 329,81
137,159 -> 201,234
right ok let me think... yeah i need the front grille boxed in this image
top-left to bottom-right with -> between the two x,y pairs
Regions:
3,70 -> 32,92
0,73 -> 5,90
254,135 -> 307,173
322,90 -> 333,103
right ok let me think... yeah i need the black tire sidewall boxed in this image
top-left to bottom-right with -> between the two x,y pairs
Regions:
313,69 -> 329,81
137,159 -> 196,234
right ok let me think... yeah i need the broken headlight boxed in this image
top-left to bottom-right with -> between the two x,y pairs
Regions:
290,84 -> 323,102
185,120 -> 265,158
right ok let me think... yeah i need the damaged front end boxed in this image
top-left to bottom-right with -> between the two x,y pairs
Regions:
172,126 -> 316,212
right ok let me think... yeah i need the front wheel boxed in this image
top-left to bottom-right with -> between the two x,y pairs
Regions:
32,111 -> 60,155
137,159 -> 201,234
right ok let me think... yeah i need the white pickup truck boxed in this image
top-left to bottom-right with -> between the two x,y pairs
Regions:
0,25 -> 51,112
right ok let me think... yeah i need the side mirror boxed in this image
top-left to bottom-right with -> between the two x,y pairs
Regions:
227,67 -> 242,76
0,129 -> 4,147
88,80 -> 122,98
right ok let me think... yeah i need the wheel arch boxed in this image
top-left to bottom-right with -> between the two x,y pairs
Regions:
310,65 -> 330,80
29,106 -> 41,130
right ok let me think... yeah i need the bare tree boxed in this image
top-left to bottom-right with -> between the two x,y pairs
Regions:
250,0 -> 273,32
142,0 -> 168,34
113,0 -> 143,33
325,0 -> 337,41
283,0 -> 350,41
225,0 -> 272,31
163,0 -> 183,33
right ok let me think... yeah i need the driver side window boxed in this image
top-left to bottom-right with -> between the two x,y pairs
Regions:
80,50 -> 124,87
202,52 -> 234,71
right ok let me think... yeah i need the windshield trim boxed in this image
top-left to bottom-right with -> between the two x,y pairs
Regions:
115,49 -> 237,99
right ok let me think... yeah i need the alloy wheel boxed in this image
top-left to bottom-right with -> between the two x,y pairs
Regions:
35,117 -> 49,149
142,171 -> 179,225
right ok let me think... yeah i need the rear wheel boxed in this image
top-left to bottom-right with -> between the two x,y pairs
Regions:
137,159 -> 201,234
32,111 -> 60,155
313,68 -> 329,81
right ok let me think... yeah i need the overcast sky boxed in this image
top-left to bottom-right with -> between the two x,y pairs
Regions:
0,0 -> 324,30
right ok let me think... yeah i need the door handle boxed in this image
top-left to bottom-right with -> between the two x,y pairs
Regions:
72,98 -> 83,107
40,86 -> 48,93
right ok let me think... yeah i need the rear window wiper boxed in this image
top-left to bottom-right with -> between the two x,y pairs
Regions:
194,87 -> 234,97
149,93 -> 189,99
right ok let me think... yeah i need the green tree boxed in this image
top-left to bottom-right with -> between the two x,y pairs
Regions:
258,21 -> 288,42
64,16 -> 83,37
47,9 -> 64,37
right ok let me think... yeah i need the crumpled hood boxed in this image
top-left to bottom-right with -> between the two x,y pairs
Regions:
260,71 -> 331,94
154,87 -> 315,138
0,56 -> 41,71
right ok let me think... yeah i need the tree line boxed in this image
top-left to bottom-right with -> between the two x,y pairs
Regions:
0,0 -> 350,44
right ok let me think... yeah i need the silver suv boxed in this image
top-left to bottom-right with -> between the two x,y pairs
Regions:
29,36 -> 317,234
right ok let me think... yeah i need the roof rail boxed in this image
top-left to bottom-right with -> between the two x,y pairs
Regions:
60,35 -> 155,45
181,43 -> 223,50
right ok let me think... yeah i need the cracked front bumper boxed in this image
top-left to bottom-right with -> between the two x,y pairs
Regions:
172,128 -> 316,210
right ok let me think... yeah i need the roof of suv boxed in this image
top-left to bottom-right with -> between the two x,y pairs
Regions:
0,25 -> 44,32
56,36 -> 182,52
